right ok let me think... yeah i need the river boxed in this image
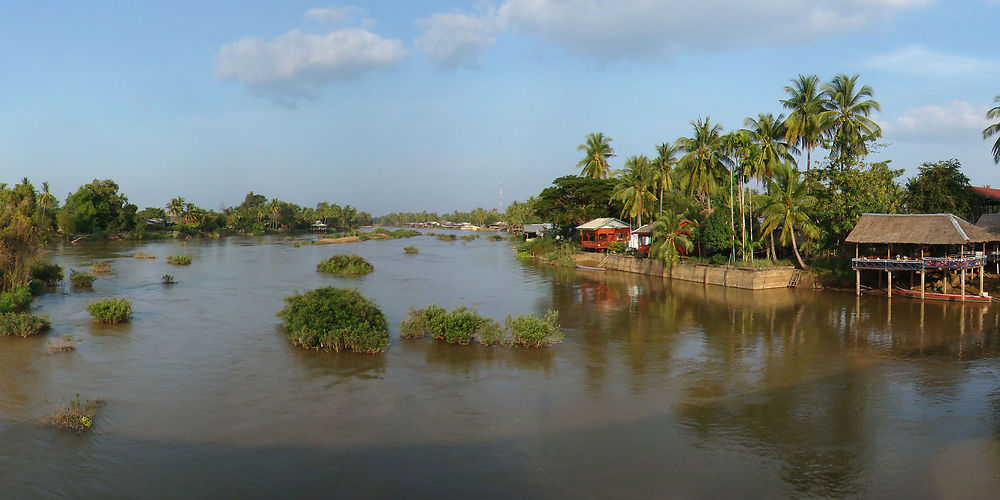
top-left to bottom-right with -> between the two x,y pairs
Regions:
2,233 -> 1000,498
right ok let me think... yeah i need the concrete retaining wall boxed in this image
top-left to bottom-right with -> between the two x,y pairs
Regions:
574,254 -> 800,290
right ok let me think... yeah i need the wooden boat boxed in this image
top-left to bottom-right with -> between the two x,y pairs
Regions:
892,287 -> 991,303
575,265 -> 605,272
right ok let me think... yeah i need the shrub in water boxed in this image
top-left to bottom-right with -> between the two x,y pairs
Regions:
166,255 -> 192,265
45,397 -> 103,433
87,297 -> 132,324
70,271 -> 96,288
277,287 -> 388,354
0,312 -> 51,337
390,229 -> 421,238
487,234 -> 504,241
29,279 -> 46,296
133,251 -> 156,259
399,304 -> 446,339
399,305 -> 500,345
162,274 -> 176,284
437,234 -> 457,242
46,334 -> 82,353
505,310 -> 564,348
317,255 -> 374,275
90,261 -> 112,273
460,235 -> 477,242
358,234 -> 368,241
403,246 -> 419,254
30,262 -> 64,285
0,285 -> 32,313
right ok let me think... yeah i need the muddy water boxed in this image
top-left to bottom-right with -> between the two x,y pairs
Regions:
3,234 -> 1000,498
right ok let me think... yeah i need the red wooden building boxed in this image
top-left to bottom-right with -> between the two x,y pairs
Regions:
630,223 -> 655,254
577,218 -> 631,251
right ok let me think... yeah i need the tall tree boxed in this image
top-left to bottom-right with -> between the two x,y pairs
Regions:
904,159 -> 983,220
652,142 -> 679,216
781,74 -> 825,170
758,163 -> 819,270
0,180 -> 44,290
648,210 -> 694,268
676,117 -> 731,211
985,95 -> 1000,164
742,113 -> 799,178
167,196 -> 186,222
576,132 -> 615,179
611,155 -> 658,227
820,74 -> 882,168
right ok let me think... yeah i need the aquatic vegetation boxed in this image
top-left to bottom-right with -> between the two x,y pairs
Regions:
460,235 -> 477,242
487,234 -> 504,241
437,234 -> 457,242
166,255 -> 192,265
29,279 -> 46,295
403,246 -> 419,254
133,251 -> 156,259
277,287 -> 388,354
46,334 -> 82,354
390,229 -> 421,238
0,284 -> 32,313
70,271 -> 96,288
399,305 -> 500,345
162,274 -> 176,284
29,262 -> 64,285
87,297 -> 132,324
317,255 -> 374,275
505,310 -> 564,348
45,397 -> 103,433
358,234 -> 368,241
0,312 -> 51,337
90,261 -> 112,273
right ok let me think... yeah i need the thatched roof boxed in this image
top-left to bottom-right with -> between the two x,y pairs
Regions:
976,213 -> 1000,237
576,218 -> 629,230
845,213 -> 997,245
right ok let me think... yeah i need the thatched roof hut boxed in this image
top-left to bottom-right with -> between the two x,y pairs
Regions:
845,214 -> 997,245
975,213 -> 1000,237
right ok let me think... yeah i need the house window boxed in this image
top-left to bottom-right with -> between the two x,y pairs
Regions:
599,233 -> 607,242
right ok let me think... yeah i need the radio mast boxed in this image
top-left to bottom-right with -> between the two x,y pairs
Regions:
498,182 -> 503,214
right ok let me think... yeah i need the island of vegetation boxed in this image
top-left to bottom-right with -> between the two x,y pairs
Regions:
317,255 -> 374,276
277,287 -> 388,354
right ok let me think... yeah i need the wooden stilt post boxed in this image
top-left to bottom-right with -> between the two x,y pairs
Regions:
920,247 -> 925,300
888,270 -> 892,297
887,245 -> 892,297
961,246 -> 966,302
855,244 -> 860,296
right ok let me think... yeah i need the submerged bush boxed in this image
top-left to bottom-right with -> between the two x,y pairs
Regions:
277,287 -> 388,354
487,234 -> 504,241
90,261 -> 112,273
403,246 -> 419,254
166,255 -> 192,265
460,235 -> 477,242
162,274 -> 176,284
46,334 -> 82,354
0,312 -> 51,337
436,234 -> 457,242
133,251 -> 156,259
399,305 -> 500,345
45,397 -> 103,433
30,262 -> 64,285
0,285 -> 32,313
70,271 -> 96,288
87,297 -> 132,324
317,255 -> 374,275
505,310 -> 564,348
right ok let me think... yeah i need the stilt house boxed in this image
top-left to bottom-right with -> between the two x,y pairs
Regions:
577,218 -> 630,252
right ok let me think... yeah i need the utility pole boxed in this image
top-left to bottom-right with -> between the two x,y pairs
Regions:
498,182 -> 503,214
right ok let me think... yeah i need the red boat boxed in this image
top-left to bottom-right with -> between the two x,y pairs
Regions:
892,287 -> 992,303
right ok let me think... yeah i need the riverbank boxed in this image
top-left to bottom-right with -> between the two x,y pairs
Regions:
573,253 -> 806,290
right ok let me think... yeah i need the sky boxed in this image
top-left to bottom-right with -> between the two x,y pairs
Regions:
1,0 -> 998,215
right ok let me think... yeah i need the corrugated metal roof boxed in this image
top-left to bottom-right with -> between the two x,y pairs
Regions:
575,218 -> 630,230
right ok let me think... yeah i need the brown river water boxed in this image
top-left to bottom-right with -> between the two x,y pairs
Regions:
3,233 -> 1000,498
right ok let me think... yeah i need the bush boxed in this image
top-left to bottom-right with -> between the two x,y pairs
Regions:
87,297 -> 132,324
436,234 -> 457,242
403,246 -> 419,254
29,279 -> 46,296
277,287 -> 388,354
70,271 -> 96,288
0,312 -> 51,337
516,237 -> 558,256
45,397 -> 103,433
487,234 -> 504,241
166,255 -> 192,265
30,262 -> 64,285
46,334 -> 82,354
133,251 -> 156,259
709,253 -> 728,266
390,229 -> 421,238
505,310 -> 564,348
317,255 -> 374,275
399,305 -> 500,345
90,261 -> 112,273
162,274 -> 176,284
358,234 -> 368,241
460,235 -> 477,242
0,285 -> 32,313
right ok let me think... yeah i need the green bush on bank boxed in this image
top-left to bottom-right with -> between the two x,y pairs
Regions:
87,297 -> 132,324
0,285 -> 32,313
0,312 -> 51,337
277,287 -> 388,354
30,262 -> 64,285
317,255 -> 374,275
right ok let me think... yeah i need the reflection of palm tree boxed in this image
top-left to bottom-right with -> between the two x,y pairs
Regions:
576,132 -> 615,179
611,155 -> 657,227
984,95 -> 1000,164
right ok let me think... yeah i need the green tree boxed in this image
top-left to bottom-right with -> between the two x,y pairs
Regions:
503,198 -> 540,227
820,74 -> 882,168
649,210 -> 694,268
576,132 -> 615,179
758,163 -> 819,269
652,142 -> 679,215
985,95 -> 1000,164
167,196 -> 185,223
611,155 -> 657,227
742,113 -> 799,178
0,179 -> 44,290
534,175 -> 622,232
904,159 -> 984,220
676,117 -> 731,211
781,74 -> 825,170
59,179 -> 137,234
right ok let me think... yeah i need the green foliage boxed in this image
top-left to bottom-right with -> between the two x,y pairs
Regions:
611,155 -> 658,226
403,246 -> 419,254
357,234 -> 368,241
577,132 -> 615,179
436,233 -> 457,241
317,255 -> 374,275
86,297 -> 132,324
460,234 -> 477,242
699,209 -> 734,253
59,179 -> 137,234
166,255 -> 192,265
277,287 -> 388,354
45,397 -> 103,433
649,211 -> 695,266
90,261 -> 112,273
709,253 -> 728,266
29,279 -> 45,295
505,310 -> 564,348
986,95 -> 1000,164
390,229 -> 421,238
399,304 -> 446,339
30,262 -> 63,285
0,179 -> 46,291
503,198 -> 541,227
487,234 -> 504,241
133,251 -> 156,259
904,159 -> 984,220
516,237 -> 558,256
162,274 -> 176,284
608,241 -> 628,254
70,271 -> 96,288
0,285 -> 32,313
399,304 -> 500,345
533,175 -> 623,232
0,312 -> 50,337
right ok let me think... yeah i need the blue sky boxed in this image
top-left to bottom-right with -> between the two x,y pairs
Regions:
1,1 -> 998,214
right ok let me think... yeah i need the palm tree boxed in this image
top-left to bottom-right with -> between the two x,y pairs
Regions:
611,155 -> 657,227
649,210 -> 694,269
676,117 -> 731,211
167,196 -> 185,223
820,74 -> 882,167
741,113 -> 799,178
757,162 -> 818,270
651,142 -> 679,215
576,132 -> 615,179
781,74 -> 825,170
984,95 -> 1000,164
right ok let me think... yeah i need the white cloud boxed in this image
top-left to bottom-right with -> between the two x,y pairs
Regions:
415,8 -> 506,69
885,100 -> 990,140
304,6 -> 372,28
865,45 -> 1000,78
214,27 -> 406,106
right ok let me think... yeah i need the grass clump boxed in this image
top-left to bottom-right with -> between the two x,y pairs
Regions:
46,334 -> 82,354
391,229 -> 421,238
399,305 -> 500,345
90,261 -> 112,273
277,287 -> 388,354
505,310 -> 564,347
403,246 -> 419,254
0,312 -> 51,337
87,297 -> 132,324
317,255 -> 374,275
45,397 -> 103,433
487,234 -> 504,241
166,255 -> 192,265
70,271 -> 96,288
460,235 -> 477,242
162,274 -> 176,284
437,233 -> 457,242
0,284 -> 32,313
133,251 -> 156,259
30,262 -> 64,285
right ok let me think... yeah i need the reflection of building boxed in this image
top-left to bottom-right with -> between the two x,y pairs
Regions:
577,218 -> 630,252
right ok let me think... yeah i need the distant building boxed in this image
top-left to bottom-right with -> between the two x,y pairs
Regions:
629,223 -> 655,254
576,218 -> 630,252
522,223 -> 553,239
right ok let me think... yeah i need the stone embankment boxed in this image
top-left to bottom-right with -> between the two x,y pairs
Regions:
573,254 -> 805,290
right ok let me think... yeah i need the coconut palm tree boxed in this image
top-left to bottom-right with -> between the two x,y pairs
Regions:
984,95 -> 1000,164
576,132 -> 615,179
649,210 -> 694,268
820,74 -> 882,167
167,196 -> 185,223
741,113 -> 799,178
757,162 -> 818,270
676,117 -> 731,211
651,142 -> 679,215
611,155 -> 657,227
781,74 -> 825,170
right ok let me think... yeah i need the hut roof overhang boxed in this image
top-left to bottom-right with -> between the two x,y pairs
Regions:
631,223 -> 655,234
975,213 -> 1000,237
845,213 -> 997,245
576,218 -> 629,230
